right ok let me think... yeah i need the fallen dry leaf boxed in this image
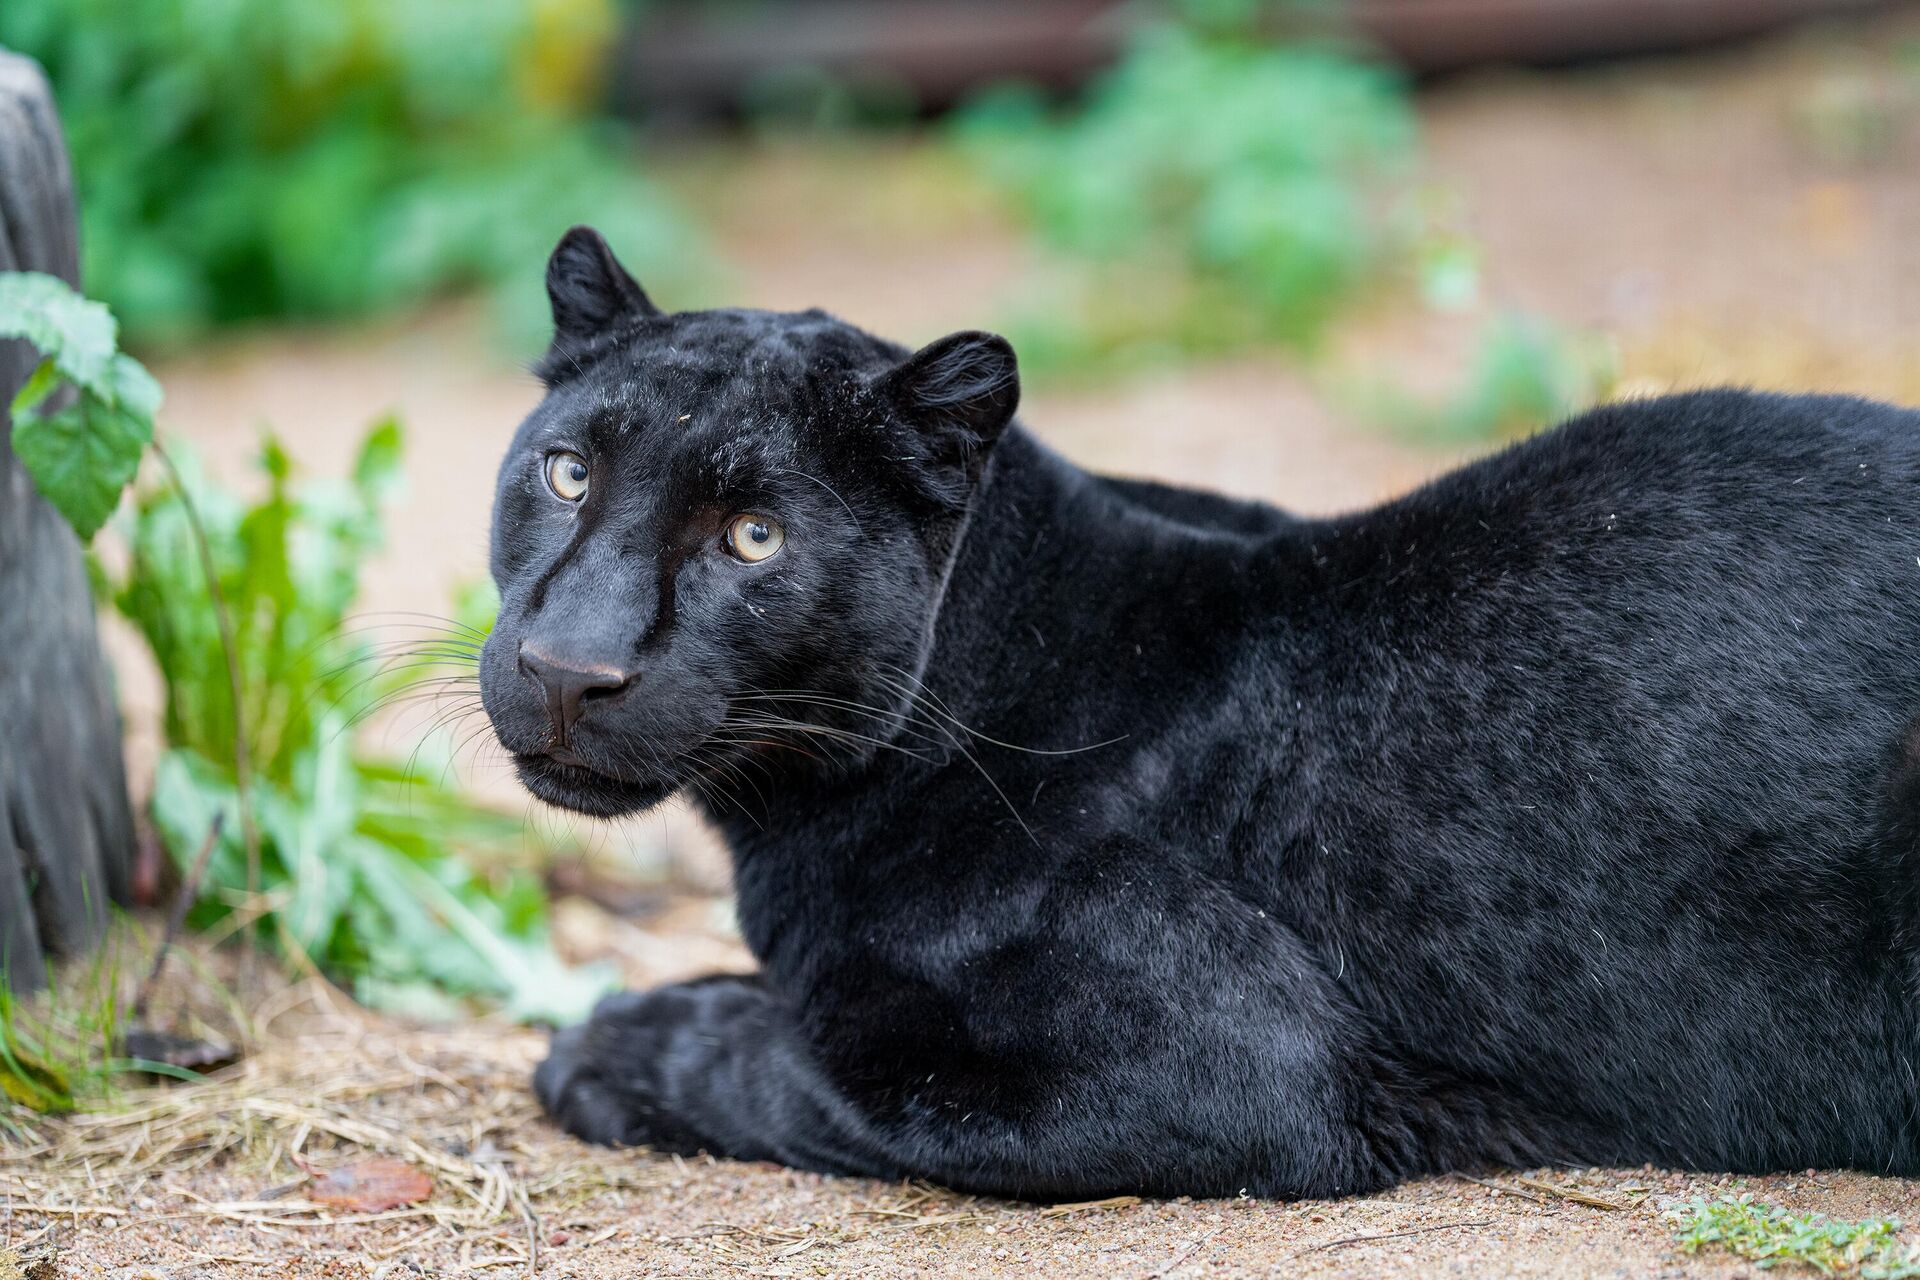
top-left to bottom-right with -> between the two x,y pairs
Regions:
306,1158 -> 434,1213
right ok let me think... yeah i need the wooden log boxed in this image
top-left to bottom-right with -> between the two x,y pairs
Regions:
612,0 -> 1901,116
0,48 -> 135,991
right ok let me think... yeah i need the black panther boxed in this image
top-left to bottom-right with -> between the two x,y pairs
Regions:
480,225 -> 1920,1199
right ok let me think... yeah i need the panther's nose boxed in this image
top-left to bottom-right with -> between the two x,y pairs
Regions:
519,644 -> 633,740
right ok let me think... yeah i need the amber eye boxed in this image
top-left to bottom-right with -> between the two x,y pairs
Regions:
545,451 -> 589,502
725,514 -> 785,563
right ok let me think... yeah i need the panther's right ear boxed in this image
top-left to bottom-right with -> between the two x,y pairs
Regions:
546,225 -> 658,346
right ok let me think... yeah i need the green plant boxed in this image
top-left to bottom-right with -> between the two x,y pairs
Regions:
0,271 -> 158,537
0,987 -> 96,1116
1669,1195 -> 1920,1278
118,435 -> 606,1028
117,429 -> 610,1024
956,16 -> 1415,370
3,270 -> 608,1027
1341,313 -> 1615,445
0,942 -> 124,1118
0,0 -> 701,345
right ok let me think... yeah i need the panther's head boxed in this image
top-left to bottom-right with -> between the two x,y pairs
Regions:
479,227 -> 1020,818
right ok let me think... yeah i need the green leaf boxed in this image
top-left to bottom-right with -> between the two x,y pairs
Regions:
0,271 -> 117,393
106,349 -> 162,418
11,357 -> 61,418
11,386 -> 155,538
1,273 -> 163,540
353,416 -> 404,503
377,853 -> 613,1023
281,729 -> 361,954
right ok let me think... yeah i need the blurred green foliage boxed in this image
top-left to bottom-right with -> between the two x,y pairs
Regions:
0,269 -> 605,1032
0,0 -> 699,345
956,14 -> 1417,370
1344,314 -> 1616,445
112,429 -> 610,1023
1791,65 -> 1909,166
955,2 -> 1609,441
0,938 -> 129,1117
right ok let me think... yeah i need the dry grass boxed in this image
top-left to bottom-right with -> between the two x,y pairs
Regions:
5,928 -> 1919,1278
0,971 -> 650,1275
0,943 -> 1052,1277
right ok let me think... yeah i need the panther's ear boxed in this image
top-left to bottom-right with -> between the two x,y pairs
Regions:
875,331 -> 1019,501
546,225 -> 657,344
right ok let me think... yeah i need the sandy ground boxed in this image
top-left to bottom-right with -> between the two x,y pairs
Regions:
24,8 -> 1920,1277
10,950 -> 1920,1280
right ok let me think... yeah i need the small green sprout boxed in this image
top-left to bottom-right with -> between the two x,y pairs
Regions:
1668,1194 -> 1920,1278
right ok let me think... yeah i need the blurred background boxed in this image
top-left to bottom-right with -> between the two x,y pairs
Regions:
7,0 -> 1920,1011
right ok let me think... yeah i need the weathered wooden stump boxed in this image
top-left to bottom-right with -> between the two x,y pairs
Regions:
0,48 -> 135,991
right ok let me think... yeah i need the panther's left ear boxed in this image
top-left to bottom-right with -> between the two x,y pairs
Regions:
546,225 -> 658,347
874,330 -> 1020,499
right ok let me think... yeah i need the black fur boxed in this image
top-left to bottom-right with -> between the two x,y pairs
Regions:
482,226 -> 1920,1199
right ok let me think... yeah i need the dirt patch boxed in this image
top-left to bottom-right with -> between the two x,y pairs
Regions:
8,952 -> 1912,1279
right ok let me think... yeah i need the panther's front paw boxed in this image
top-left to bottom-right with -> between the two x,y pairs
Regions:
534,1019 -> 643,1146
531,989 -> 714,1153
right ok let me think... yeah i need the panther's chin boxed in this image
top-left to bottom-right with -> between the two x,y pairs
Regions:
513,753 -> 675,818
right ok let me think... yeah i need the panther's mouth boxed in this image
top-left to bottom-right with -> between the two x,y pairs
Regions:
512,752 -> 674,819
